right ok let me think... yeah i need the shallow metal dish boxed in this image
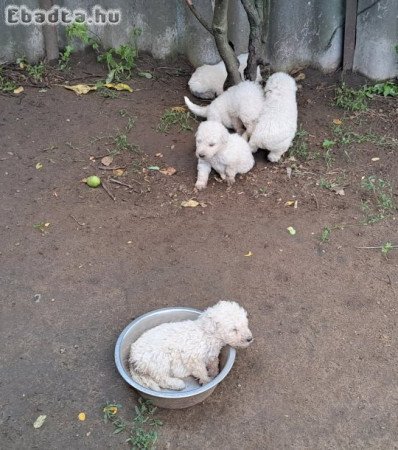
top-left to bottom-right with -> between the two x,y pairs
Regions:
115,307 -> 236,409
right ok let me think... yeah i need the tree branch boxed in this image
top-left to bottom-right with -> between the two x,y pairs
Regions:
212,0 -> 241,86
184,0 -> 214,35
241,0 -> 267,80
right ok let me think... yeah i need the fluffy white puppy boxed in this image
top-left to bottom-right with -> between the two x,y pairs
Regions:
185,80 -> 264,137
188,53 -> 262,99
249,72 -> 298,162
195,121 -> 255,190
129,301 -> 252,391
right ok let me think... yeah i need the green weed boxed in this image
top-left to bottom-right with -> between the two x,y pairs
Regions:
289,127 -> 309,160
335,83 -> 370,111
0,69 -> 17,92
360,175 -> 396,224
103,399 -> 162,450
60,21 -> 141,83
157,108 -> 194,133
26,62 -> 45,82
381,242 -> 394,258
335,81 -> 398,111
320,226 -> 331,242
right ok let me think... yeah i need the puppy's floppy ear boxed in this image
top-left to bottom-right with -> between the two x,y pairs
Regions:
200,307 -> 219,334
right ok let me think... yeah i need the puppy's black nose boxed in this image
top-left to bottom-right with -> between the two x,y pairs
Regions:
198,153 -> 205,158
246,337 -> 253,342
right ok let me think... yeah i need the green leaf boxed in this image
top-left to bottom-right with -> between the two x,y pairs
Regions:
138,72 -> 153,79
106,69 -> 116,84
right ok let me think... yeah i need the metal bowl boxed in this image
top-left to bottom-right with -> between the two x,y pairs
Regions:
115,307 -> 236,409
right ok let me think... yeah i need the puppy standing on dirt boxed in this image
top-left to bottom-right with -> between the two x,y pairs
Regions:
194,121 -> 255,190
185,80 -> 264,137
129,301 -> 253,391
249,72 -> 298,162
188,53 -> 262,99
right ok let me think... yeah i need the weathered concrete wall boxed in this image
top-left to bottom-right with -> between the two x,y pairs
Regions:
0,0 -> 45,63
0,0 -> 397,80
354,0 -> 398,80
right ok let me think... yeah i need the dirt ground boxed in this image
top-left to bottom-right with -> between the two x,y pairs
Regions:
1,53 -> 397,449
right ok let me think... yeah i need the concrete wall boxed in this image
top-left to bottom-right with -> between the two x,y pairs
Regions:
0,0 -> 397,80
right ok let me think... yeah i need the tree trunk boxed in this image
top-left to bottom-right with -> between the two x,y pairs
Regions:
212,0 -> 241,86
241,0 -> 268,81
38,0 -> 59,61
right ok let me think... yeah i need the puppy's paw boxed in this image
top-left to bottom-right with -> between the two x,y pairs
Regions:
198,376 -> 211,385
267,152 -> 282,163
207,359 -> 220,378
167,379 -> 186,390
195,182 -> 207,191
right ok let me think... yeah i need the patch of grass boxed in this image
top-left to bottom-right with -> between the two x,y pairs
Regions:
157,108 -> 194,133
320,226 -> 331,242
335,83 -> 370,111
289,127 -> 309,160
60,21 -> 141,83
381,242 -> 394,258
103,399 -> 162,449
335,81 -> 398,111
368,81 -> 398,97
58,44 -> 74,70
26,62 -> 45,82
0,70 -> 17,92
361,175 -> 396,224
112,133 -> 139,154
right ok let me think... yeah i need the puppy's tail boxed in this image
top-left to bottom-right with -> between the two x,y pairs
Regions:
129,366 -> 161,391
184,96 -> 208,118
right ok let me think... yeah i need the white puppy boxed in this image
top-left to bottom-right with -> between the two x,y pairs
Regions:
129,301 -> 252,391
249,72 -> 298,162
188,53 -> 262,99
185,80 -> 265,137
195,121 -> 255,190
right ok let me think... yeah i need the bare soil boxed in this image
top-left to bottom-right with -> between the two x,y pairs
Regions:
1,53 -> 397,449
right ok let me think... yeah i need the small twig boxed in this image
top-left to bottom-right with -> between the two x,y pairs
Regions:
98,166 -> 127,171
183,0 -> 214,35
70,214 -> 85,226
101,181 -> 116,201
311,193 -> 319,209
356,245 -> 398,249
109,177 -> 142,187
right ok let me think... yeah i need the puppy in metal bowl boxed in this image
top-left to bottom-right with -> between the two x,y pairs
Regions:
129,301 -> 252,392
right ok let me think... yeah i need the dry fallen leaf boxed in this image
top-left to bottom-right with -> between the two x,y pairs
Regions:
78,412 -> 86,421
13,86 -> 24,94
101,155 -> 113,166
333,118 -> 342,125
155,153 -> 163,158
295,72 -> 305,81
62,84 -> 97,95
112,168 -> 125,177
371,157 -> 380,162
332,187 -> 345,196
171,106 -> 187,112
33,415 -> 47,429
284,200 -> 295,206
35,162 -> 43,170
181,199 -> 199,208
104,83 -> 133,92
244,251 -> 253,257
287,226 -> 296,235
160,166 -> 177,176
286,167 -> 292,179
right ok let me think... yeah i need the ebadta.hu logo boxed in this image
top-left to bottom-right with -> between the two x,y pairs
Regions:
4,4 -> 122,26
